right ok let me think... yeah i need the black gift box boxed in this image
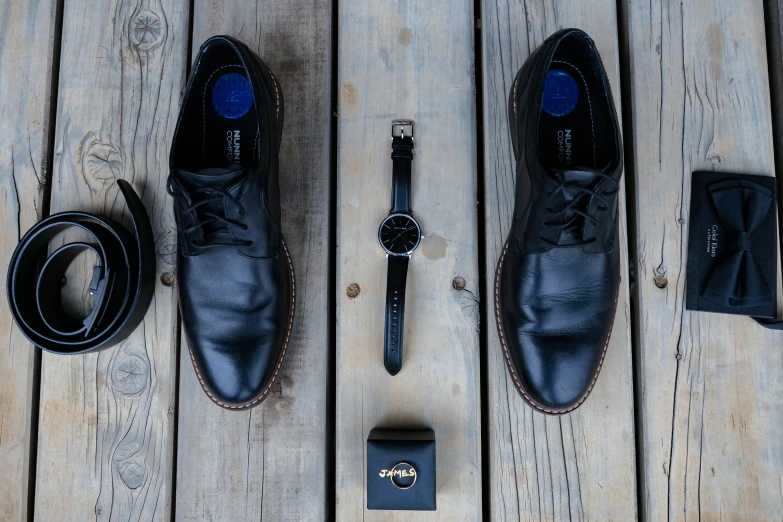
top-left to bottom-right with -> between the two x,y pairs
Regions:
366,428 -> 436,511
686,171 -> 777,318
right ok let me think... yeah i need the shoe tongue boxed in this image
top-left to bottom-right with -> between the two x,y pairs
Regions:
176,165 -> 246,189
556,168 -> 602,186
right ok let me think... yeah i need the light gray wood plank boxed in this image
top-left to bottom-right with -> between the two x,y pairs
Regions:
336,1 -> 481,519
174,2 -> 332,520
624,0 -> 783,519
0,0 -> 60,519
32,0 -> 187,518
766,0 -> 783,188
480,2 -> 638,520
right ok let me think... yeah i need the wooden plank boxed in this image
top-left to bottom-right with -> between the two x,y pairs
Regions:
766,0 -> 783,184
173,2 -> 332,520
32,0 -> 188,519
336,1 -> 481,519
0,0 -> 60,519
625,0 -> 783,519
480,3 -> 638,520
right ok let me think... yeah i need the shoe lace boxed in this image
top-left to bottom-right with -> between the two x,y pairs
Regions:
167,176 -> 253,248
539,171 -> 619,247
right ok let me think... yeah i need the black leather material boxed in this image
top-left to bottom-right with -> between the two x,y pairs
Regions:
496,29 -> 623,414
6,180 -> 155,354
390,137 -> 413,213
382,131 -> 416,375
168,35 -> 294,410
384,255 -> 409,375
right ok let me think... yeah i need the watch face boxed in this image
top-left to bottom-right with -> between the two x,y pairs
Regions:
379,213 -> 421,255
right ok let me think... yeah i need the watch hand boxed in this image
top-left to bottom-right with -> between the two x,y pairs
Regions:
389,225 -> 416,244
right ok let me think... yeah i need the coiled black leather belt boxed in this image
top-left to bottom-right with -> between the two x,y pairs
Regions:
6,180 -> 156,354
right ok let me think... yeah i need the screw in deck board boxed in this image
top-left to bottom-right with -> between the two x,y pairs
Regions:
160,272 -> 175,287
346,283 -> 361,298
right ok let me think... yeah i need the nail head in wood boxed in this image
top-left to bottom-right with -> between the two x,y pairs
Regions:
346,283 -> 361,298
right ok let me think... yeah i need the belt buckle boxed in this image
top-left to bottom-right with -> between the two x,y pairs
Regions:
391,120 -> 414,140
83,266 -> 110,334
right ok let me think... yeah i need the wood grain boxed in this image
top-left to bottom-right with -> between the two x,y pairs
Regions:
624,0 -> 783,519
336,1 -> 481,519
32,0 -> 187,518
480,2 -> 638,520
0,0 -> 60,519
173,1 -> 332,520
766,0 -> 783,191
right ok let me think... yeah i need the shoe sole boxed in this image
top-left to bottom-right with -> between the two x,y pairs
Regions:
187,59 -> 297,411
494,74 -> 617,415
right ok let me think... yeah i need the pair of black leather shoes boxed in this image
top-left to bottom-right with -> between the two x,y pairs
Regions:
168,36 -> 294,410
496,29 -> 623,414
170,30 -> 620,414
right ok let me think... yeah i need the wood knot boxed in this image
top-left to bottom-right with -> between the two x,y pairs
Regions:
346,283 -> 360,299
708,154 -> 722,168
111,353 -> 149,395
654,275 -> 668,289
452,276 -> 466,290
81,133 -> 122,192
116,459 -> 145,489
160,272 -> 175,287
130,10 -> 166,52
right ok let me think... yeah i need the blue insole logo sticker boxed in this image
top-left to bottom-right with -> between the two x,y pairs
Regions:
211,72 -> 253,119
541,70 -> 579,117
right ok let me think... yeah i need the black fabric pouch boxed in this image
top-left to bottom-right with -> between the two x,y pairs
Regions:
366,428 -> 436,511
686,171 -> 777,318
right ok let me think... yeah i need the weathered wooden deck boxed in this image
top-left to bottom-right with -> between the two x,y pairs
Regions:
1,0 -> 782,520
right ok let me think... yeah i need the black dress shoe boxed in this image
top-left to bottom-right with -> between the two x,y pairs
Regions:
167,36 -> 295,410
495,29 -> 623,414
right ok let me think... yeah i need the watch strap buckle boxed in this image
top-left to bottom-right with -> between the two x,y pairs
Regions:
391,120 -> 414,140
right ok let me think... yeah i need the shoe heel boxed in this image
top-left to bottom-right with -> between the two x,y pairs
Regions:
508,73 -> 520,158
238,41 -> 285,151
507,46 -> 544,158
265,63 -> 285,151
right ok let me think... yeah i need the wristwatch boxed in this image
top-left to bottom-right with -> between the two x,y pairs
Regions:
378,120 -> 421,376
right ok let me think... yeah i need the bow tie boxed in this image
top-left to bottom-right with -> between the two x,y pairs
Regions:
701,179 -> 774,308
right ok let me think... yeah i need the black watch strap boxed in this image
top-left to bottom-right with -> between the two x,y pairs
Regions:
390,136 -> 414,213
383,255 -> 409,375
